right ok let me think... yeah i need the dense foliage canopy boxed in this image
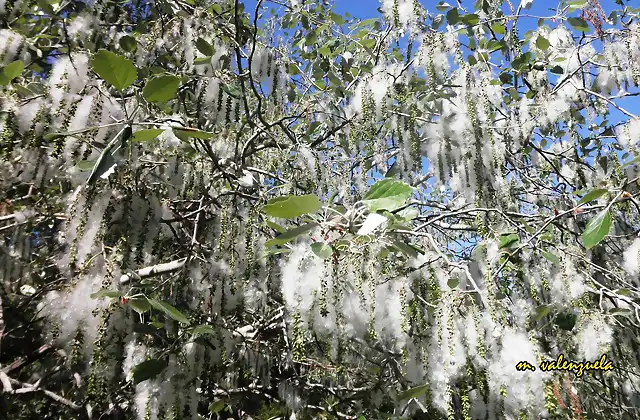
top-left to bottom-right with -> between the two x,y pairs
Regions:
2,0 -> 640,419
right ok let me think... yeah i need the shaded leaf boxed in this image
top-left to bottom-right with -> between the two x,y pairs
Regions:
567,17 -> 590,32
397,383 -> 430,401
128,298 -> 151,314
132,359 -> 167,384
208,400 -> 226,414
542,251 -> 560,264
265,223 -> 318,247
535,304 -> 552,321
393,241 -> 424,258
148,298 -> 190,325
311,242 -> 332,259
195,37 -> 214,56
77,160 -> 96,171
498,233 -> 519,249
191,325 -> 217,336
119,35 -> 137,52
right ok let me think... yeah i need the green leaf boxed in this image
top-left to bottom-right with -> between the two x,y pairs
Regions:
392,241 -> 423,258
550,65 -> 564,75
446,8 -> 459,25
568,0 -> 588,10
542,251 -> 560,264
554,310 -> 578,331
208,400 -> 226,414
582,210 -> 611,249
447,278 -> 459,289
262,194 -> 322,219
265,223 -> 318,247
491,23 -> 506,35
498,233 -> 519,249
131,128 -> 164,143
222,84 -> 243,99
609,308 -> 633,317
90,289 -> 121,299
362,179 -> 414,212
265,220 -> 286,233
535,36 -> 550,50
616,288 -> 631,296
396,208 -> 419,222
128,298 -> 151,314
535,304 -> 552,321
143,75 -> 180,104
195,37 -> 214,56
77,160 -> 96,171
461,13 -> 480,26
578,188 -> 608,205
567,17 -> 590,32
0,60 -> 25,85
311,242 -> 332,259
397,383 -> 430,401
172,127 -> 215,139
361,38 -> 376,49
132,359 -> 167,384
148,298 -> 190,325
318,46 -> 331,56
119,35 -> 137,52
91,49 -> 137,91
191,325 -> 217,336
194,56 -> 212,65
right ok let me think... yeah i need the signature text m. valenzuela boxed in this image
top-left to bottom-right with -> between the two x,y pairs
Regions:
515,354 -> 614,377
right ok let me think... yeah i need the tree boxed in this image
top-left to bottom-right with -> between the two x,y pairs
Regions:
2,0 -> 640,418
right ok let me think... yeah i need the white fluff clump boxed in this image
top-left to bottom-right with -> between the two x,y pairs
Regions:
42,271 -> 111,346
617,118 -> 640,148
623,237 -> 640,277
486,328 -> 549,416
0,29 -> 24,64
279,241 -> 324,322
66,13 -> 96,41
123,340 -> 148,382
577,315 -> 613,361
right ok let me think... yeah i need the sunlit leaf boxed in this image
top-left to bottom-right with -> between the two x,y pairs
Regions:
131,128 -> 164,143
262,194 -> 322,219
362,179 -> 414,212
578,189 -> 608,205
91,49 -> 137,91
143,75 -> 180,104
0,60 -> 25,85
582,210 -> 611,249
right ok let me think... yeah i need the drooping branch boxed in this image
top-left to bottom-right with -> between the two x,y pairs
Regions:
119,257 -> 188,285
